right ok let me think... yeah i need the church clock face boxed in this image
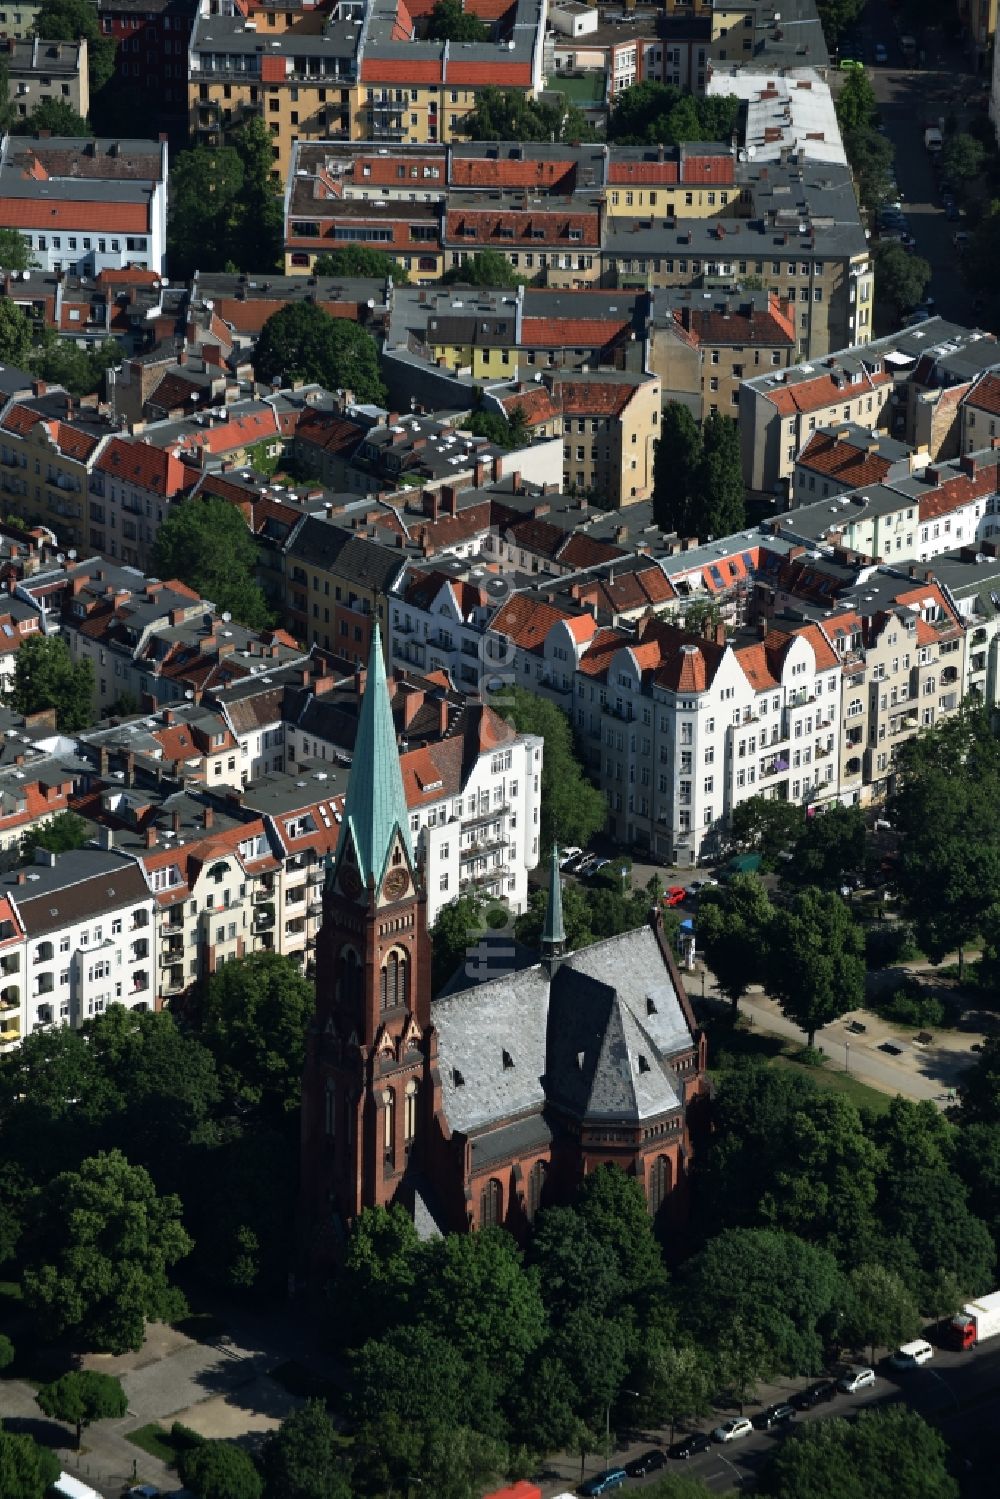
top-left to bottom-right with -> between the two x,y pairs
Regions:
383,868 -> 408,901
340,865 -> 362,898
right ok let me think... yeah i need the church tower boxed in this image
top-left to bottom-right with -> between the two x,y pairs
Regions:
301,625 -> 434,1242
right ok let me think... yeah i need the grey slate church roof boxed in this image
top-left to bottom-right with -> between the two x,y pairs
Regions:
432,925 -> 689,1139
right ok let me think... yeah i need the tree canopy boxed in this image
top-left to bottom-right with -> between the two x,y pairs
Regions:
254,302 -> 386,404
197,951 -> 313,1117
875,242 -> 931,318
495,687 -> 605,850
652,404 -> 745,538
442,250 -> 525,288
696,874 -> 772,1007
36,1371 -> 127,1448
263,1400 -> 351,1499
609,83 -> 739,146
457,407 -> 529,449
0,229 -> 35,273
9,635 -> 94,730
463,87 -> 596,144
313,247 -> 409,283
35,0 -> 116,100
151,496 -> 272,630
757,1405 -> 957,1499
179,1440 -> 263,1499
0,1430 -> 60,1499
22,1149 -> 192,1351
765,888 -> 865,1046
21,811 -> 90,861
426,0 -> 489,41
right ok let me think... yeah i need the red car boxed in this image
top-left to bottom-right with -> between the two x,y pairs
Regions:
662,886 -> 687,908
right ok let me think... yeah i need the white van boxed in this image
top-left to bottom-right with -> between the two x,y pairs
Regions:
890,1338 -> 933,1368
52,1475 -> 104,1499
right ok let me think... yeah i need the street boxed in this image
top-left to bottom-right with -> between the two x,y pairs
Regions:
852,10 -> 985,328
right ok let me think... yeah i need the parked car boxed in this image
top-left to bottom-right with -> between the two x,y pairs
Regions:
875,41 -> 888,62
687,878 -> 718,896
846,1019 -> 867,1035
573,854 -> 600,875
579,1471 -> 628,1496
625,1451 -> 667,1478
791,1380 -> 837,1410
754,1403 -> 796,1431
954,230 -> 972,250
586,858 -> 613,878
838,1366 -> 876,1394
890,1338 -> 934,1369
559,846 -> 583,868
712,1417 -> 754,1443
668,1433 -> 713,1461
879,1041 -> 904,1056
662,886 -> 687,907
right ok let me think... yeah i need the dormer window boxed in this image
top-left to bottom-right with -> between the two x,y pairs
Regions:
502,1049 -> 514,1070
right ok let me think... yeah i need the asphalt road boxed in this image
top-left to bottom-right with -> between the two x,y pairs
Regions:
586,1340 -> 1000,1495
853,11 -> 985,329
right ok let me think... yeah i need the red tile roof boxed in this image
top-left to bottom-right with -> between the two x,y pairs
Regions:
796,431 -> 894,489
557,380 -> 639,418
360,57 -> 443,83
445,208 -> 599,247
488,593 -> 579,652
671,298 -> 796,349
447,61 -> 532,85
608,155 -> 734,186
520,316 -> 629,349
967,372 -> 1000,417
0,198 -> 149,231
764,366 -> 892,418
96,437 -> 193,496
450,159 -> 577,192
260,55 -> 287,82
500,387 -> 559,426
917,460 -> 1000,523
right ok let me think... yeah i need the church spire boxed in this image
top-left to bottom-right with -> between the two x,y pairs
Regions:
541,843 -> 565,968
333,623 -> 413,890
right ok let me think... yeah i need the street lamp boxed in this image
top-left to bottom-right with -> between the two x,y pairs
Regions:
606,1389 -> 641,1472
845,1039 -> 850,1074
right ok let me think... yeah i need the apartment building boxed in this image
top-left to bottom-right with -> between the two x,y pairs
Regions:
0,134 -> 169,276
791,425 -> 920,505
282,517 -> 405,657
0,389 -> 115,553
0,754 -> 79,854
647,287 -> 797,420
574,612 -> 842,863
0,893 -> 24,1051
0,1 -> 40,39
97,0 -> 195,138
5,847 -> 155,1038
1,37 -> 88,123
442,194 -> 603,289
605,144 -> 736,219
707,69 -> 845,167
89,438 -> 195,570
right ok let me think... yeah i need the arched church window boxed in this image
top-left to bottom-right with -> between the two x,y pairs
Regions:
324,1078 -> 336,1137
649,1154 -> 671,1214
527,1159 -> 547,1221
380,948 -> 409,1010
404,1078 -> 418,1144
382,1087 -> 395,1164
480,1177 -> 502,1228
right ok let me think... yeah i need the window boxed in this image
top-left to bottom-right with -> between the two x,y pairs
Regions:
380,948 -> 409,1010
324,1078 -> 336,1137
382,1087 -> 395,1163
527,1159 -> 547,1220
404,1078 -> 418,1143
480,1177 -> 502,1228
649,1154 -> 671,1214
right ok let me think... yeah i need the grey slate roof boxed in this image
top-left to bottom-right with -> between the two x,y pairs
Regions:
432,923 -> 691,1137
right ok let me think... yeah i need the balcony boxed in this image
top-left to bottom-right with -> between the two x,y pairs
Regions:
308,899 -> 324,917
463,803 -> 509,828
307,867 -> 325,887
0,953 -> 19,977
130,971 -> 149,994
159,945 -> 184,967
253,904 -> 275,931
161,968 -> 185,994
252,885 -> 276,903
760,757 -> 789,779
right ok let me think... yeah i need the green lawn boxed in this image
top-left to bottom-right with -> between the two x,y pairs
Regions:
708,1020 -> 892,1115
126,1424 -> 181,1467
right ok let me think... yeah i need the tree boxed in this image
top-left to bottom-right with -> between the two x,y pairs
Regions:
463,86 -> 595,145
789,803 -> 866,890
842,126 -> 895,213
254,302 -> 386,404
9,635 -> 94,730
180,1440 -> 263,1499
35,0 -> 117,95
21,811 -> 89,860
262,1400 -> 350,1499
574,1164 -> 668,1309
757,1406 -> 957,1499
313,247 -> 409,283
652,402 -> 701,535
167,146 -> 246,280
497,687 -> 605,851
350,1323 -> 501,1437
890,707 -> 1000,975
151,496 -> 271,630
0,1334 -> 12,1369
834,68 -> 876,133
696,874 -> 773,1007
0,301 -> 31,368
681,1228 -> 843,1378
418,1228 -> 546,1385
942,132 -> 985,182
442,250 -> 525,288
766,888 -> 865,1047
515,877 -> 596,955
334,1204 -> 422,1348
431,893 -> 491,992
458,408 -> 527,448
958,1035 -> 1000,1125
0,1430 -> 60,1499
198,951 -> 313,1117
841,1262 -> 921,1365
730,794 -> 803,863
230,117 -> 283,273
30,332 -> 125,398
608,83 -> 739,147
875,242 -> 931,317
22,1149 -> 191,1352
633,1333 -> 713,1442
426,0 -> 489,41
696,410 -> 745,537
36,1370 -> 127,1448
0,229 -> 35,272
15,98 -> 88,135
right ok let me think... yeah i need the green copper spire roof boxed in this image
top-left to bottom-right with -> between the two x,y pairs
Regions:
336,623 -> 413,888
541,843 -> 565,955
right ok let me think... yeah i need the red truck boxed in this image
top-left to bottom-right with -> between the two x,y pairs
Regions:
942,1290 -> 1000,1350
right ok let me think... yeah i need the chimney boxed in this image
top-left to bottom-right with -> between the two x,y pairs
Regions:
98,745 -> 110,775
171,810 -> 181,833
960,454 -> 978,477
474,458 -> 487,487
438,696 -> 450,736
145,826 -> 157,848
203,807 -> 214,829
124,750 -> 135,786
427,490 -> 441,521
31,379 -> 46,397
511,470 -> 522,493
16,871 -> 26,884
355,665 -> 367,697
442,485 -> 458,516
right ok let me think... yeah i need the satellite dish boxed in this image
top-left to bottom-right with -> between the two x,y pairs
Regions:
67,549 -> 76,560
56,552 -> 65,563
222,611 -> 232,623
184,689 -> 194,700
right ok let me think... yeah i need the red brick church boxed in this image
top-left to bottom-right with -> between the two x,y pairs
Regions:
300,628 -> 707,1252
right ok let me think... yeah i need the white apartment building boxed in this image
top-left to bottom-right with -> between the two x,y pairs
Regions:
577,617 -> 843,865
3,847 -> 155,1038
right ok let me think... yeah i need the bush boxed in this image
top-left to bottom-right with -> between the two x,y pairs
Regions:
878,988 -> 946,1029
796,1046 -> 828,1068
